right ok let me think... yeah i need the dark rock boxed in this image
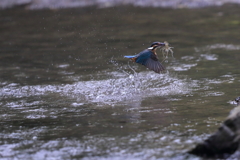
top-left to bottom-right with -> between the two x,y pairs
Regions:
189,97 -> 240,159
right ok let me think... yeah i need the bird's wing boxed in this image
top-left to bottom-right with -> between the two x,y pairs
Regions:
135,50 -> 152,64
144,58 -> 165,73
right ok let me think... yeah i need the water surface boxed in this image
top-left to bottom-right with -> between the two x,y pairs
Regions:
0,5 -> 240,159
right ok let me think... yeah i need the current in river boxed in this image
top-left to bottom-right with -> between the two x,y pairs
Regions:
0,5 -> 240,160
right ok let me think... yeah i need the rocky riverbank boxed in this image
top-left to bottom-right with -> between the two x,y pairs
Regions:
189,97 -> 240,159
1,0 -> 240,10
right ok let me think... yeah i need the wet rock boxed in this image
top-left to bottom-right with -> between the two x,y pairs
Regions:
189,97 -> 240,159
1,0 -> 240,10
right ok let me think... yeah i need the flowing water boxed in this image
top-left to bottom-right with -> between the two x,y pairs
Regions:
0,5 -> 240,160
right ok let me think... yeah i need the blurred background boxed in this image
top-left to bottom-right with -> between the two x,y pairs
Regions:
0,0 -> 240,159
2,0 -> 240,9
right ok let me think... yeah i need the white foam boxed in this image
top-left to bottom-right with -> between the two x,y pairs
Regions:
0,72 -> 195,105
195,43 -> 240,52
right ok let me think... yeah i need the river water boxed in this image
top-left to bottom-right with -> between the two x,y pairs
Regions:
0,5 -> 240,160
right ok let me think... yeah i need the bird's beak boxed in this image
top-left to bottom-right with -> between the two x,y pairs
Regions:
158,42 -> 165,46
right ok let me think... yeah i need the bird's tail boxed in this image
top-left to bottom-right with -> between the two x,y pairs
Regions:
124,55 -> 136,58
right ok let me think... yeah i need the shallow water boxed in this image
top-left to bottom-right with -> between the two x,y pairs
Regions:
0,5 -> 240,160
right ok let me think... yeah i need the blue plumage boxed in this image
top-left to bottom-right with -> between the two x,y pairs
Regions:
135,50 -> 152,65
124,42 -> 165,73
124,55 -> 136,59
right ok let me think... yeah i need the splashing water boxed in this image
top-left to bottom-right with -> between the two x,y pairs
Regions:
0,71 -> 194,105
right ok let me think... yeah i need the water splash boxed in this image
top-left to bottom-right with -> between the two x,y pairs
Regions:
0,71 -> 194,105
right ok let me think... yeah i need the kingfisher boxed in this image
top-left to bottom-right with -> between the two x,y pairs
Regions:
124,42 -> 166,73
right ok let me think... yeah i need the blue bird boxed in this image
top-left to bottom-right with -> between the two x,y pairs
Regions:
124,42 -> 165,73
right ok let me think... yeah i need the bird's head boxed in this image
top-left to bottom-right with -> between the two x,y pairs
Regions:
148,42 -> 165,50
